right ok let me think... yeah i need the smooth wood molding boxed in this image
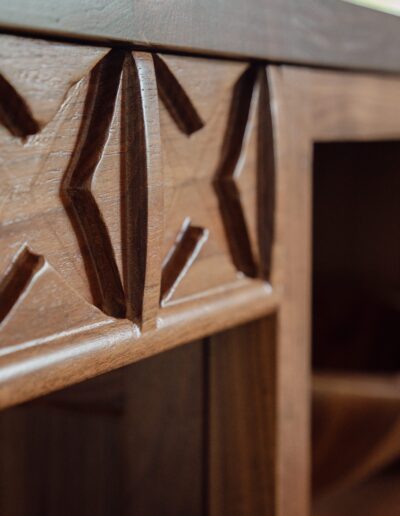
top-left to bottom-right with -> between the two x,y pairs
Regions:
0,282 -> 279,409
0,1 -> 400,72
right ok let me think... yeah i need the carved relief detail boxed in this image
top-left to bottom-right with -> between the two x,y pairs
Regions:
0,246 -> 43,325
61,51 -> 126,318
157,55 -> 274,304
213,65 -> 259,278
161,218 -> 209,306
0,36 -> 274,348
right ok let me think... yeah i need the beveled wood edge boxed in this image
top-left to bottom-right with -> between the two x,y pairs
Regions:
0,282 -> 281,409
0,1 -> 400,72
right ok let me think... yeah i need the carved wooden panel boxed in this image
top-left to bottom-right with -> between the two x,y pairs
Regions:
0,34 -> 277,407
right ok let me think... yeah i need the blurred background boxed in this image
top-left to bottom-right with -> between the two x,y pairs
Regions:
344,0 -> 400,15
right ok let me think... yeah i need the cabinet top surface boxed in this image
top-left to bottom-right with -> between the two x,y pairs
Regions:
0,0 -> 400,72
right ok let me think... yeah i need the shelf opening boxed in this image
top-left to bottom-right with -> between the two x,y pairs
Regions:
312,140 -> 400,509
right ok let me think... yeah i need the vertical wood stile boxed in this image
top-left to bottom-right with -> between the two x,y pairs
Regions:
270,66 -> 311,516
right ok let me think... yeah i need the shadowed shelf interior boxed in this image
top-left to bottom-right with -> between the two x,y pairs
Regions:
312,141 -> 400,515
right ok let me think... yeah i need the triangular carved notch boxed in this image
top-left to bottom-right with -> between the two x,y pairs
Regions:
0,73 -> 40,137
61,50 -> 126,318
153,54 -> 204,135
213,65 -> 258,278
161,218 -> 209,305
0,246 -> 44,324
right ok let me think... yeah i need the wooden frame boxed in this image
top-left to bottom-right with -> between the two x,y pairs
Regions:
0,35 -> 279,407
0,1 -> 400,71
0,28 -> 400,516
269,64 -> 400,516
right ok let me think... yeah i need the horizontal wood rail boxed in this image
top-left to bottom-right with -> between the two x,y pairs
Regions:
0,1 -> 400,72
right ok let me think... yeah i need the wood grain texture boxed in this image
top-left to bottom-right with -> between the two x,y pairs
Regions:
0,340 -> 205,516
121,340 -> 205,516
1,0 -> 400,72
1,31 -> 399,516
207,316 -> 277,516
0,371 -> 124,516
0,34 -> 276,407
158,54 -> 271,305
122,51 -> 163,330
0,34 -> 107,129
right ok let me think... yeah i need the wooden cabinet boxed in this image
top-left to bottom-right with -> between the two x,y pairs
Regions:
0,3 -> 399,515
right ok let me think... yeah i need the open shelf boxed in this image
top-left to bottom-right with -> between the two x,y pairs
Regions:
313,371 -> 400,495
314,461 -> 400,516
313,141 -> 400,375
312,141 -> 400,511
314,371 -> 400,401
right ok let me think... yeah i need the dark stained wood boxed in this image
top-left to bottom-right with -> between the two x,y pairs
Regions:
1,1 -> 400,72
0,340 -> 205,516
122,51 -> 163,330
0,281 -> 278,410
153,54 -> 204,136
0,371 -> 124,516
311,141 -> 400,505
269,67 -> 312,516
313,373 -> 400,497
313,141 -> 400,374
61,50 -> 127,318
207,316 -> 277,516
314,464 -> 400,516
213,65 -> 259,278
121,340 -> 205,516
161,221 -> 209,305
0,24 -> 399,516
